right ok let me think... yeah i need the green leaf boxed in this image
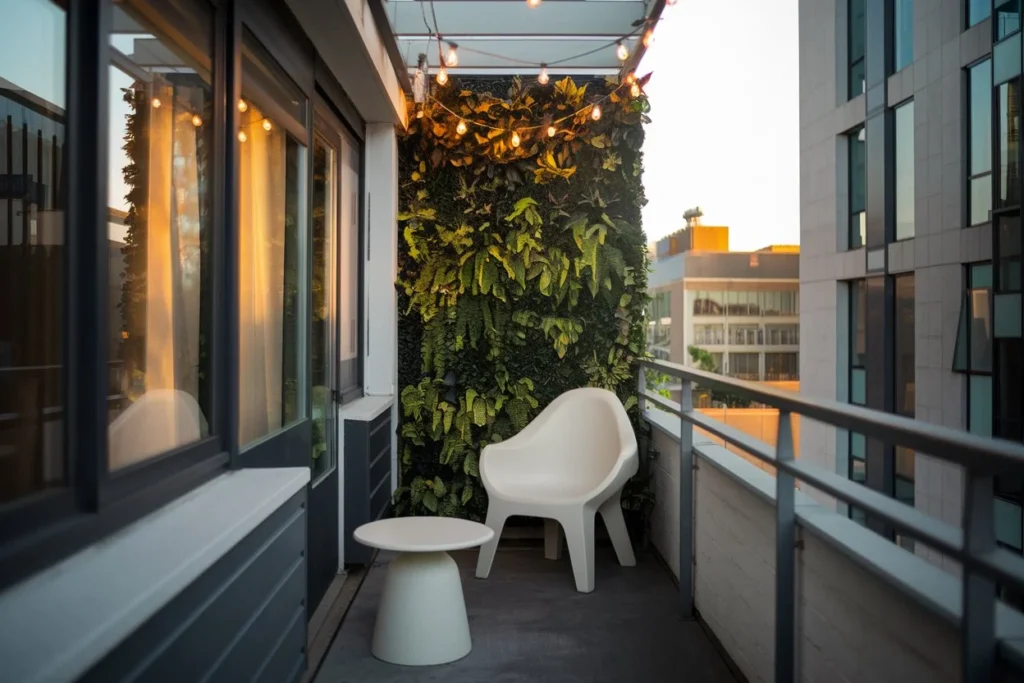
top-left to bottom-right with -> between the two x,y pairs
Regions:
461,483 -> 474,505
422,491 -> 439,513
433,477 -> 448,498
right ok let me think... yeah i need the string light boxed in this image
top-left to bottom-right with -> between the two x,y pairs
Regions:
151,97 -> 162,108
262,119 -> 273,131
238,130 -> 247,143
416,108 -> 425,119
238,99 -> 248,113
527,0 -> 541,6
191,114 -> 203,127
547,125 -> 557,137
616,41 -> 629,61
643,29 -> 655,48
456,120 -> 468,135
538,64 -> 550,85
591,104 -> 602,121
437,65 -> 449,85
511,131 -> 521,147
630,82 -> 641,98
445,42 -> 459,67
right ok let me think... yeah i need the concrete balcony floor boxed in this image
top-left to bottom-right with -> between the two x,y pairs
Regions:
315,544 -> 738,682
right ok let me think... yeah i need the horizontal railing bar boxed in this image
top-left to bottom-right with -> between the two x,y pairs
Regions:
640,359 -> 1024,476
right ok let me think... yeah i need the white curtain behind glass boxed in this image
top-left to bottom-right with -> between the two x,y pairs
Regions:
238,104 -> 287,445
340,139 -> 359,363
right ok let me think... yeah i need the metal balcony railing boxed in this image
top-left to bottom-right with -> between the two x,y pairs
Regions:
637,358 -> 1024,683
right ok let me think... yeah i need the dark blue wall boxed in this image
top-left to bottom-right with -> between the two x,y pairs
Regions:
80,489 -> 308,683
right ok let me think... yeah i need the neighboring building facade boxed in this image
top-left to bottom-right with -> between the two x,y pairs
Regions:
798,0 -> 1023,563
648,243 -> 800,383
0,0 -> 407,680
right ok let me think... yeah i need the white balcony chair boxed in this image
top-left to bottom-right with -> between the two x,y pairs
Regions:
474,387 -> 639,593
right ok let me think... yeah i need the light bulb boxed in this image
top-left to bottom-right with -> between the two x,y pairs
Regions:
591,104 -> 602,121
151,97 -> 162,108
191,114 -> 203,127
511,131 -> 521,148
445,44 -> 459,67
538,65 -> 549,85
238,130 -> 247,143
527,0 -> 541,6
616,42 -> 629,61
262,119 -> 273,131
238,99 -> 248,113
456,120 -> 467,135
630,83 -> 641,98
416,109 -> 424,119
437,66 -> 449,86
643,29 -> 655,48
547,125 -> 556,138
626,72 -> 636,84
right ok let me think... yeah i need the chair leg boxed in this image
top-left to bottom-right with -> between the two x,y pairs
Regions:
562,508 -> 596,593
599,492 -> 636,567
543,519 -> 563,560
475,507 -> 507,579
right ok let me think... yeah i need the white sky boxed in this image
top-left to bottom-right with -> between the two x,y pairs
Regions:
639,0 -> 800,251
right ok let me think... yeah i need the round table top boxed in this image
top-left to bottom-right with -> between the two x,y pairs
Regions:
353,517 -> 494,553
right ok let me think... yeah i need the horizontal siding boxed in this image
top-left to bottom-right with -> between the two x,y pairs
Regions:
80,490 -> 307,683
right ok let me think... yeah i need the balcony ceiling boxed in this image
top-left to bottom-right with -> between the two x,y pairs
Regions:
383,0 -> 665,77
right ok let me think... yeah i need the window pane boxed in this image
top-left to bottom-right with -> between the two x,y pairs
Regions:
851,280 -> 867,366
849,128 -> 866,248
970,374 -> 993,436
895,446 -> 915,506
0,0 -> 66,501
849,0 -> 866,98
997,0 -> 1021,40
895,101 -> 915,240
996,497 -> 1022,550
970,0 -> 993,26
894,0 -> 913,72
765,352 -> 798,380
238,51 -> 307,447
971,288 -> 994,370
894,275 -> 915,416
311,136 -> 334,479
727,352 -> 759,380
106,1 -> 213,469
970,175 -> 993,225
339,136 -> 360,393
970,60 -> 993,175
851,367 -> 867,404
999,80 -> 1021,207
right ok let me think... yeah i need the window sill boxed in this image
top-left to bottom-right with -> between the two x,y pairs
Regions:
0,467 -> 310,683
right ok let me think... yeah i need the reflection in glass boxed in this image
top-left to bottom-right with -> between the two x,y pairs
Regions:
969,60 -> 993,225
339,136 -> 360,393
764,352 -> 798,381
311,136 -> 335,479
848,0 -> 866,98
894,102 -> 915,240
727,352 -> 759,380
971,0 -> 992,27
0,0 -> 66,501
894,446 -> 915,506
999,80 -> 1021,208
851,279 -> 867,368
238,97 -> 305,446
648,291 -> 671,361
999,215 -> 1022,291
894,0 -> 913,72
849,128 -> 866,248
997,0 -> 1022,40
894,275 -> 915,417
106,1 -> 213,469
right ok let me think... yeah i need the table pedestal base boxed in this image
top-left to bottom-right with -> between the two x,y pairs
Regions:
371,550 -> 472,666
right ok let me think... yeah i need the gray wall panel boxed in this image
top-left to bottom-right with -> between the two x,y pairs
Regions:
79,490 -> 308,683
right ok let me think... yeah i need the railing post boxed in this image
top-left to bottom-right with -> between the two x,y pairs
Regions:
962,468 -> 996,683
775,410 -> 797,683
678,378 -> 695,618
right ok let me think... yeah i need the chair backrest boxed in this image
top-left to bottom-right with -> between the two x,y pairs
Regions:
109,389 -> 206,470
534,388 -> 635,491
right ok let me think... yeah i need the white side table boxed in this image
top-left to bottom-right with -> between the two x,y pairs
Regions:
353,517 -> 494,666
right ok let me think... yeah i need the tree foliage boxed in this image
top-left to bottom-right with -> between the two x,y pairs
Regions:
395,76 -> 655,535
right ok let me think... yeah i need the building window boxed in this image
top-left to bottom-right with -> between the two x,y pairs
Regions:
849,128 -> 866,249
649,291 -> 672,360
728,324 -> 759,346
954,263 -> 994,435
893,275 -> 916,514
762,290 -> 799,316
237,34 -> 308,448
693,323 -> 723,346
849,0 -> 866,98
764,352 -> 799,381
848,280 -> 867,520
727,352 -> 760,381
894,101 -> 916,240
765,323 -> 800,345
970,59 -> 994,226
692,291 -> 724,316
997,79 -> 1021,208
1,0 -> 67,504
725,291 -> 759,316
894,0 -> 913,72
970,0 -> 992,27
997,0 -> 1021,40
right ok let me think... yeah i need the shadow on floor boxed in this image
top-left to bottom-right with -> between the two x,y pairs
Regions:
314,545 -> 738,683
